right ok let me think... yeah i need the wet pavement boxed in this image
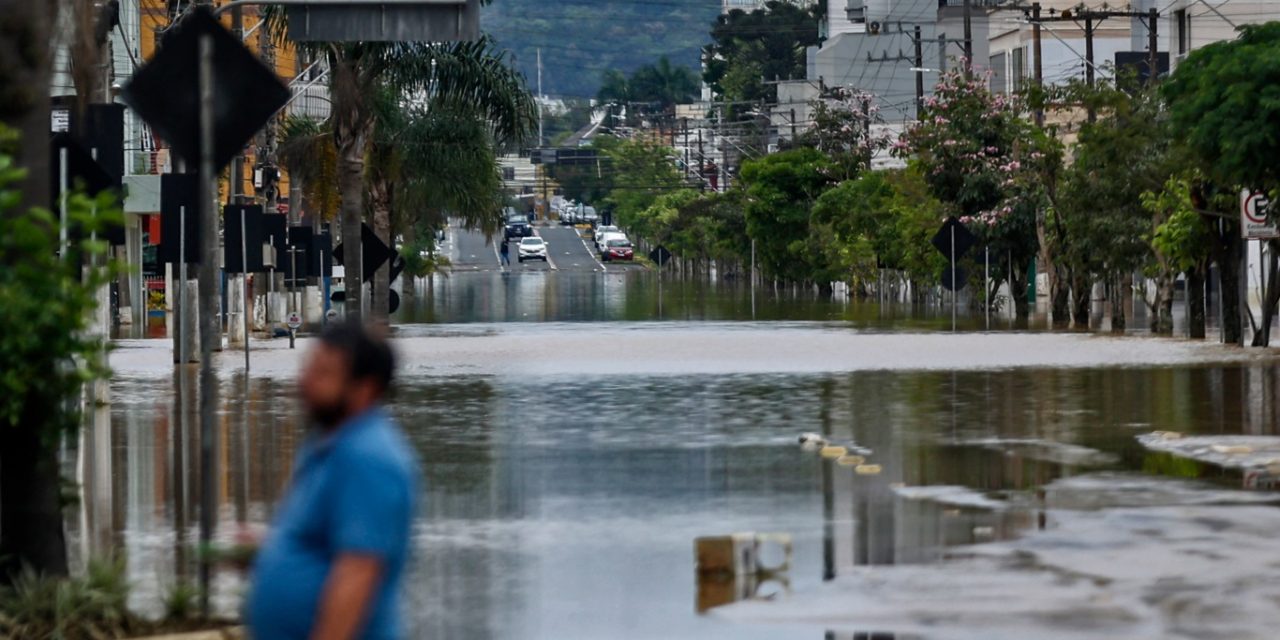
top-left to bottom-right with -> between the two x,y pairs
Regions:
79,263 -> 1280,639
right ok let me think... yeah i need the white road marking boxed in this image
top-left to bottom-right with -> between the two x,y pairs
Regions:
533,229 -> 558,270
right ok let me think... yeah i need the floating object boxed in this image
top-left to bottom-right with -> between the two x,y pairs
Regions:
820,446 -> 847,459
695,533 -> 793,577
1211,444 -> 1254,454
973,526 -> 995,537
798,432 -> 827,447
1151,430 -> 1184,440
854,464 -> 882,475
837,455 -> 865,467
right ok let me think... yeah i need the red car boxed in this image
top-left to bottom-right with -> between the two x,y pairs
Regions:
602,238 -> 634,262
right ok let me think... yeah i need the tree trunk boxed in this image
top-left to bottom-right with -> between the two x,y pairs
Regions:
0,406 -> 70,582
331,56 -> 367,322
1012,260 -> 1030,327
1,0 -> 55,219
0,0 -> 68,582
401,222 -> 417,314
1213,235 -> 1244,345
368,175 -> 392,320
1050,265 -> 1070,329
1187,266 -> 1206,339
1110,274 -> 1127,333
1070,270 -> 1091,328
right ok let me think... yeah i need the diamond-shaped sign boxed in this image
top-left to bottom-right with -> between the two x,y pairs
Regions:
932,216 -> 976,261
333,223 -> 395,283
120,6 -> 289,171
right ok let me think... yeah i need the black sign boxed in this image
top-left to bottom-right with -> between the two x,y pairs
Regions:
333,223 -> 395,283
49,133 -> 125,246
649,245 -> 672,266
262,213 -> 288,254
159,173 -> 201,264
941,266 -> 968,292
224,204 -> 263,273
932,216 -> 976,261
312,231 -> 334,278
120,5 -> 289,171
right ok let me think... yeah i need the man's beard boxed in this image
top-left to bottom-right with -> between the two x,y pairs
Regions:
307,397 -> 348,430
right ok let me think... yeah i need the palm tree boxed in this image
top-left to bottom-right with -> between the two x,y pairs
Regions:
265,2 -> 536,320
629,56 -> 699,110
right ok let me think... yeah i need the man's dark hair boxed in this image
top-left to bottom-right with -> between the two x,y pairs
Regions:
318,320 -> 396,391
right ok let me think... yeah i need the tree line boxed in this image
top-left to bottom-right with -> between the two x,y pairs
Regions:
566,22 -> 1280,345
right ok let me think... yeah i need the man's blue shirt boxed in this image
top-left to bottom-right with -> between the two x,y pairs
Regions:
247,407 -> 420,639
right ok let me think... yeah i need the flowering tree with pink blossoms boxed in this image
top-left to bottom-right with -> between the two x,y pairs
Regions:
897,68 -> 1060,321
799,86 -> 895,180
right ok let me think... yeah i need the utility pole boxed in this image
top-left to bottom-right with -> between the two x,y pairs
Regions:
1147,8 -> 1159,85
1085,15 -> 1096,122
790,107 -> 797,140
536,47 -> 543,147
913,25 -> 924,118
1032,2 -> 1044,127
963,0 -> 974,77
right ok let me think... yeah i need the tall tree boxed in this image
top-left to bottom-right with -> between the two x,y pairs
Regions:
1163,22 -> 1280,346
737,147 -> 836,291
703,1 -> 821,104
900,68 -> 1060,323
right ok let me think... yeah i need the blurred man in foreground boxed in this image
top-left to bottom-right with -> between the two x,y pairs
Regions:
247,321 -> 420,640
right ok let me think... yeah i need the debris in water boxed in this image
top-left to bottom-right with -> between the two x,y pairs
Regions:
837,455 -> 865,467
820,446 -> 847,459
854,464 -> 882,475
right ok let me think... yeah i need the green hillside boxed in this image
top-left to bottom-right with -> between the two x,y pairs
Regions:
482,0 -> 719,99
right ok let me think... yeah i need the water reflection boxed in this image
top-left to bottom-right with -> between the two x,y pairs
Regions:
77,349 -> 1280,638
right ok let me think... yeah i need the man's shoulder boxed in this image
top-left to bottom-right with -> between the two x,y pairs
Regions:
335,413 -> 418,480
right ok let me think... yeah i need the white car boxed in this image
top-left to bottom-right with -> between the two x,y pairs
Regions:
517,236 -> 548,262
593,225 -> 619,241
596,231 -> 627,254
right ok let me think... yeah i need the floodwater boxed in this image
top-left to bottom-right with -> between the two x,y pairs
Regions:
78,270 -> 1280,639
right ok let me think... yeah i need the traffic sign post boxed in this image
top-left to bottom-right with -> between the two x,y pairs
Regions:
932,217 -> 976,332
1241,190 -> 1277,239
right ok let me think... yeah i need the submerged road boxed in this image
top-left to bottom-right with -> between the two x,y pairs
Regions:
447,219 -> 643,275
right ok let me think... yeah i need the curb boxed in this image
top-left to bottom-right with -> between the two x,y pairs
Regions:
129,627 -> 245,640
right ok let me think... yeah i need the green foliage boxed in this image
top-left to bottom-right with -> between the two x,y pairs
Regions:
0,131 -> 120,444
599,136 -> 689,237
797,87 -> 893,180
484,0 -> 719,98
703,1 -> 821,103
597,57 -> 700,110
1057,80 -> 1174,279
0,557 -> 140,639
1164,22 -> 1280,193
738,147 -> 835,283
161,581 -> 199,624
1145,175 -> 1210,274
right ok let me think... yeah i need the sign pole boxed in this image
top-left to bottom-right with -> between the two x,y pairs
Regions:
179,205 -> 187,365
951,226 -> 957,332
985,245 -> 990,331
196,31 -> 218,620
241,209 -> 250,372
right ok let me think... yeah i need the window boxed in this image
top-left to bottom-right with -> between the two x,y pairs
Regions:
1012,47 -> 1027,92
1176,9 -> 1191,55
502,166 -> 516,181
989,52 -> 1008,94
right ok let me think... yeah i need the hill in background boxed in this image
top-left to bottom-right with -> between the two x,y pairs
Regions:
482,0 -> 719,99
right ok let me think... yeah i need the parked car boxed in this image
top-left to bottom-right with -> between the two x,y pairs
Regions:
581,206 -> 599,226
593,225 -> 619,241
517,236 -> 548,262
601,238 -> 634,262
596,231 -> 627,254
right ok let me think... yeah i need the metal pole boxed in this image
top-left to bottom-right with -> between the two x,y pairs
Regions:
951,226 -> 957,332
1032,3 -> 1044,127
1085,15 -> 1097,123
1148,8 -> 1159,85
913,25 -> 924,117
963,0 -> 973,77
196,31 -> 218,619
59,149 -> 69,260
241,209 -> 250,371
985,246 -> 990,330
179,206 -> 187,365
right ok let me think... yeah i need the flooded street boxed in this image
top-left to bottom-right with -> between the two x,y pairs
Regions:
86,270 -> 1280,639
